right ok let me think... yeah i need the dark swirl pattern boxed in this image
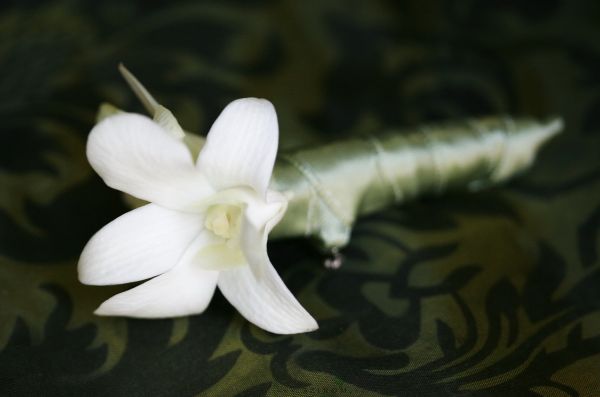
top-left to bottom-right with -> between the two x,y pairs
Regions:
1,0 -> 599,395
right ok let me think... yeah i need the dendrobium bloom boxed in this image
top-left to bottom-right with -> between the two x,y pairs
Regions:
78,97 -> 318,334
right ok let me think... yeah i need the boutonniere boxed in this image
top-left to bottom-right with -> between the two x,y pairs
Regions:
80,64 -> 561,335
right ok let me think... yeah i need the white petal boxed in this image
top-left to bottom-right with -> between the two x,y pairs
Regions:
95,267 -> 218,318
95,233 -> 219,318
87,113 -> 213,211
78,204 -> 203,285
239,219 -> 268,277
244,189 -> 288,232
197,98 -> 278,196
218,261 -> 318,334
241,189 -> 288,277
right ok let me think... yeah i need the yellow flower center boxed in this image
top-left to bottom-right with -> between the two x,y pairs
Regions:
204,204 -> 242,240
197,203 -> 246,270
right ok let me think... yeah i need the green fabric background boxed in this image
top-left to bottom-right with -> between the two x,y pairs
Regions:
1,0 -> 599,396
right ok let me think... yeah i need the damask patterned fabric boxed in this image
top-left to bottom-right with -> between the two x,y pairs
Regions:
1,1 -> 599,396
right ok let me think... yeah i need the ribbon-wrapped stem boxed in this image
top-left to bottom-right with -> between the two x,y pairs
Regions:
271,117 -> 562,249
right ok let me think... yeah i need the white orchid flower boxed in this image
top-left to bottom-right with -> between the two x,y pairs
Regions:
78,97 -> 318,334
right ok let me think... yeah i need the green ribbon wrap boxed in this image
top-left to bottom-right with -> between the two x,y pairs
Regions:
270,117 -> 562,249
